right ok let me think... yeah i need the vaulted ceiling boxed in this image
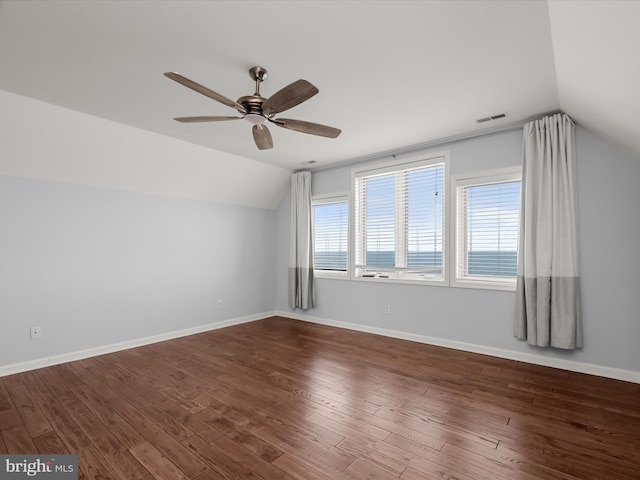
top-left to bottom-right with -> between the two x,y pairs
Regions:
0,1 -> 638,197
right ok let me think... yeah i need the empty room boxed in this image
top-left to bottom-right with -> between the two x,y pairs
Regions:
1,1 -> 639,479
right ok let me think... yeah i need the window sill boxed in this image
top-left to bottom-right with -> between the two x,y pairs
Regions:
314,271 -> 349,279
314,271 -> 516,291
451,278 -> 516,292
353,275 -> 447,287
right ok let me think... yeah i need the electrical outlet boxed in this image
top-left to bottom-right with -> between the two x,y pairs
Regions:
30,326 -> 42,340
384,304 -> 391,315
217,299 -> 222,309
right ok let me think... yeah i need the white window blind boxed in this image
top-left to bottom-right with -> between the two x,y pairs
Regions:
354,157 -> 446,282
313,196 -> 348,274
455,170 -> 521,289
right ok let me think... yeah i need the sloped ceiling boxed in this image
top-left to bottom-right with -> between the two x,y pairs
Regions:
0,1 -> 638,205
548,1 -> 640,160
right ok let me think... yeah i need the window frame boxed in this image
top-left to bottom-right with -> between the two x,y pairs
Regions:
312,192 -> 350,278
351,151 -> 450,286
451,166 -> 521,291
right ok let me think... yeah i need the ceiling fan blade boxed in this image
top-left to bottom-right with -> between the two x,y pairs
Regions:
252,124 -> 273,150
270,118 -> 341,138
174,116 -> 242,123
261,79 -> 319,116
164,72 -> 246,113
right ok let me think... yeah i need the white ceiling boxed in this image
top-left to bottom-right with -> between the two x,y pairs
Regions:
0,0 -> 638,175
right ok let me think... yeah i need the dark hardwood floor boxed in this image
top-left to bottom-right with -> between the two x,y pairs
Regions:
1,316 -> 639,479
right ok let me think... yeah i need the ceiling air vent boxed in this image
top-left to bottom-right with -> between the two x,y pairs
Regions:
476,112 -> 507,124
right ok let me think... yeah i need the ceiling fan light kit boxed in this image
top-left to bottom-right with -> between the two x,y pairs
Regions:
164,66 -> 341,150
244,114 -> 268,125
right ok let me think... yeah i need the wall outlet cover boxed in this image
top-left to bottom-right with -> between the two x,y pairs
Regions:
30,326 -> 42,340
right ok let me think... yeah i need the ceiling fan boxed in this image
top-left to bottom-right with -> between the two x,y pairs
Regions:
164,66 -> 341,150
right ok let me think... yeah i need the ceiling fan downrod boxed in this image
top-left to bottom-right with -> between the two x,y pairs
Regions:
249,66 -> 267,96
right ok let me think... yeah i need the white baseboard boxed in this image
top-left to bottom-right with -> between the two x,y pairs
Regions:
0,311 -> 276,377
5,310 -> 638,385
276,310 -> 640,384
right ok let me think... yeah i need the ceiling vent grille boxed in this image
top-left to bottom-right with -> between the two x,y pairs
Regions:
477,112 -> 507,123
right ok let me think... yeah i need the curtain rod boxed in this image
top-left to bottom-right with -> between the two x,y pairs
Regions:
310,110 -> 562,173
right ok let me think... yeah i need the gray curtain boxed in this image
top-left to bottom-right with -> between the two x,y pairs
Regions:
288,171 -> 316,309
514,113 -> 582,349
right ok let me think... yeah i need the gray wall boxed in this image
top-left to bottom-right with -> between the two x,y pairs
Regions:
0,175 -> 276,368
276,127 -> 640,376
3,123 -> 638,378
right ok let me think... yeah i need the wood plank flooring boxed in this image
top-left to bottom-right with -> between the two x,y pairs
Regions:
1,316 -> 639,479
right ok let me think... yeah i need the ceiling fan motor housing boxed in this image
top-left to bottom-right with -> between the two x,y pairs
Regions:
237,94 -> 268,124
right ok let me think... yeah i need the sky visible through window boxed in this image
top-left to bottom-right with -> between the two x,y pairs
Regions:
406,168 -> 443,268
314,201 -> 348,271
362,166 -> 444,271
466,181 -> 520,252
464,180 -> 520,277
314,169 -> 521,277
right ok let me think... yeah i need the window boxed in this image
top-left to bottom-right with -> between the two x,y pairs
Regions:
313,194 -> 348,276
453,168 -> 521,290
353,154 -> 447,283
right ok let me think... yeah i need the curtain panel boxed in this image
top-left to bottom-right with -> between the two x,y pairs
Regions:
514,113 -> 582,349
288,171 -> 316,310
